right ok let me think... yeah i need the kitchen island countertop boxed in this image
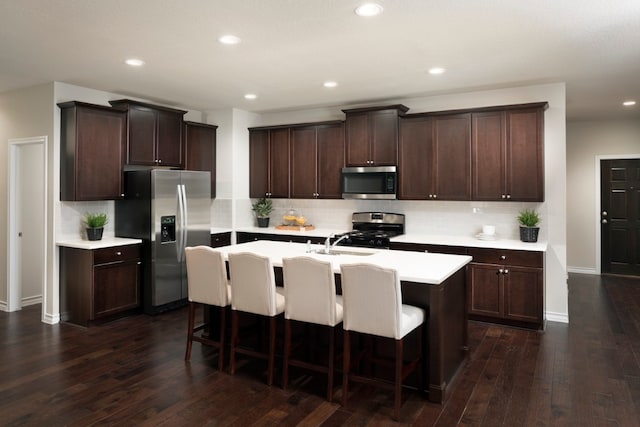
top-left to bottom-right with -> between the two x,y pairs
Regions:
215,240 -> 472,285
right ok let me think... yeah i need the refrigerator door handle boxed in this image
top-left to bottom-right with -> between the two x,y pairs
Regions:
179,184 -> 188,262
176,184 -> 185,262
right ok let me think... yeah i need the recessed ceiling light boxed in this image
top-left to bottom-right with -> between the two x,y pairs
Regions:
218,35 -> 241,45
623,100 -> 636,106
125,58 -> 145,67
244,93 -> 257,100
355,3 -> 383,17
428,67 -> 446,75
323,81 -> 338,88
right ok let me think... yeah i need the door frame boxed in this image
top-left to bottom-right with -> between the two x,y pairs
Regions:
6,136 -> 48,314
595,154 -> 640,274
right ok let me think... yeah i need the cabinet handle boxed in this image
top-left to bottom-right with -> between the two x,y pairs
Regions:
116,251 -> 122,256
500,255 -> 506,260
433,194 -> 437,199
501,194 -> 506,199
506,194 -> 511,199
137,261 -> 142,265
120,193 -> 125,197
602,219 -> 608,224
157,159 -> 162,164
498,269 -> 504,274
503,269 -> 509,274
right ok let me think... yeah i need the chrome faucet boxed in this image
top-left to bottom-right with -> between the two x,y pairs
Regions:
324,233 -> 349,254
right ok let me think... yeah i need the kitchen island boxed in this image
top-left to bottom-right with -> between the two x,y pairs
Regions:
215,240 -> 472,403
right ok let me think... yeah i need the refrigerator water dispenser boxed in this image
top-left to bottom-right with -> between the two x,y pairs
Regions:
160,215 -> 176,243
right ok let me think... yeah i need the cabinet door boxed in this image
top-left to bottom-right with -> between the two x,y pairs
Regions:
317,123 -> 345,199
290,127 -> 318,198
269,128 -> 290,198
506,108 -> 544,201
472,111 -> 506,200
128,106 -> 157,165
63,105 -> 126,201
371,109 -> 398,165
468,263 -> 502,318
185,122 -> 217,197
156,110 -> 183,167
249,130 -> 269,198
398,117 -> 433,199
92,260 -> 140,319
433,114 -> 471,200
345,113 -> 371,166
503,266 -> 542,323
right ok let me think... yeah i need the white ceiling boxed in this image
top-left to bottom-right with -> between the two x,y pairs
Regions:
1,0 -> 639,120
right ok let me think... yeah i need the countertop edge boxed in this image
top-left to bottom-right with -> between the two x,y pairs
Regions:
56,237 -> 143,250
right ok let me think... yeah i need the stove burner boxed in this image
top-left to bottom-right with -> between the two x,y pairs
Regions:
340,213 -> 405,249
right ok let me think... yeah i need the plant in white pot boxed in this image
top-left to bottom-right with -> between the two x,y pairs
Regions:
251,197 -> 273,228
84,212 -> 108,241
517,209 -> 540,243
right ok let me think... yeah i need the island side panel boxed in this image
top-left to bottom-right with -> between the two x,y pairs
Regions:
402,267 -> 468,403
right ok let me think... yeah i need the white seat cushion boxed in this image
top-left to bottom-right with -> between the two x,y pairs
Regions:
398,303 -> 425,339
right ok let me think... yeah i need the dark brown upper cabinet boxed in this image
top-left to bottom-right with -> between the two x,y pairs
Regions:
343,105 -> 408,166
184,121 -> 217,198
58,101 -> 127,201
472,104 -> 546,201
249,128 -> 290,198
290,122 -> 345,199
398,113 -> 471,200
109,99 -> 186,168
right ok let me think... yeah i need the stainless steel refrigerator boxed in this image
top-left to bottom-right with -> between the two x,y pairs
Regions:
116,169 -> 211,314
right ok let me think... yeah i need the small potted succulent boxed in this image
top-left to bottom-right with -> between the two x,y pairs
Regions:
84,212 -> 108,241
251,197 -> 273,228
517,209 -> 540,243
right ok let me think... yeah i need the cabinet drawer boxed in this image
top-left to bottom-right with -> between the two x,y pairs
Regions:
211,232 -> 232,248
467,247 -> 542,268
93,244 -> 140,265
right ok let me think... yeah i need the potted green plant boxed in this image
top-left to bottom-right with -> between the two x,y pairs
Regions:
84,212 -> 108,241
517,209 -> 540,242
252,197 -> 273,228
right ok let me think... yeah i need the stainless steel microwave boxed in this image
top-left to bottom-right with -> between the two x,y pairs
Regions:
341,166 -> 397,199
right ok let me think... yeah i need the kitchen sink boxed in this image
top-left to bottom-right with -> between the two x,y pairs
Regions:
311,249 -> 374,256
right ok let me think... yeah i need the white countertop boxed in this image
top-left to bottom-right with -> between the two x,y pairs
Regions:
210,227 -> 233,234
56,236 -> 142,250
235,226 -> 348,239
390,233 -> 548,252
215,240 -> 472,285
232,227 -> 547,252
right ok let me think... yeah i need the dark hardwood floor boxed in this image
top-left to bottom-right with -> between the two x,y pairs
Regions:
2,273 -> 640,426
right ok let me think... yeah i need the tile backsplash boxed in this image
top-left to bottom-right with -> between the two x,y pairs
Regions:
60,198 -> 544,242
238,198 -> 545,240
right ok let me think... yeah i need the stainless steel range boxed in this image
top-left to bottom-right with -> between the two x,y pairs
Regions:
340,212 -> 405,249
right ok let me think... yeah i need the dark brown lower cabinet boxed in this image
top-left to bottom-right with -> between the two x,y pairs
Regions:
236,232 -> 325,244
61,244 -> 141,326
210,232 -> 232,248
467,248 -> 543,329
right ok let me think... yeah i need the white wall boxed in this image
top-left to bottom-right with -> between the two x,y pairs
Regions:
566,119 -> 640,273
0,83 -> 53,317
230,83 -> 569,322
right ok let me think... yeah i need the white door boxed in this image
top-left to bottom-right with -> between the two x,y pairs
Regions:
7,137 -> 46,313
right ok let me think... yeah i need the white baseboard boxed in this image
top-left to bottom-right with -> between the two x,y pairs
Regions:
567,266 -> 598,275
22,295 -> 43,306
545,311 -> 569,324
42,311 -> 60,325
0,301 -> 7,312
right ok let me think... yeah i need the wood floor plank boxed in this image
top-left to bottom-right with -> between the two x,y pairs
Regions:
3,273 -> 640,425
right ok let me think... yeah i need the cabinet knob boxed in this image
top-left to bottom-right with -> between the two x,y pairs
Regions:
137,261 -> 142,265
503,269 -> 509,274
500,255 -> 506,260
433,194 -> 437,199
116,251 -> 122,256
498,269 -> 504,274
602,219 -> 608,224
157,159 -> 162,164
506,194 -> 511,199
120,193 -> 125,197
